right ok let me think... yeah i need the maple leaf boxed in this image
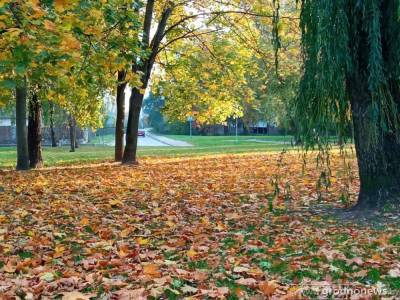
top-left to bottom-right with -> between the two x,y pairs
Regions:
258,280 -> 279,297
62,292 -> 94,300
388,268 -> 400,277
136,237 -> 150,245
2,262 -> 16,273
54,0 -> 68,12
235,277 -> 257,286
43,20 -> 56,32
187,247 -> 198,260
143,264 -> 162,278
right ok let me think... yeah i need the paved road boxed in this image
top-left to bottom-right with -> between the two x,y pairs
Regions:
107,133 -> 192,147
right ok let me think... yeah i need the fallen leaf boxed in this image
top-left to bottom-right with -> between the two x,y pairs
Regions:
143,264 -> 161,278
235,277 -> 257,286
258,280 -> 278,296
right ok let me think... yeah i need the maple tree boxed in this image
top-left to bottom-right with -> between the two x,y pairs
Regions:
120,0 -> 300,164
1,0 -> 141,169
155,34 -> 251,125
154,0 -> 300,128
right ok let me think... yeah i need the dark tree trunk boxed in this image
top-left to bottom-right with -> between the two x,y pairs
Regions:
115,71 -> 127,161
75,127 -> 79,149
69,115 -> 76,152
16,84 -> 29,170
122,88 -> 144,164
348,0 -> 400,209
350,91 -> 400,209
49,102 -> 57,147
28,92 -> 43,168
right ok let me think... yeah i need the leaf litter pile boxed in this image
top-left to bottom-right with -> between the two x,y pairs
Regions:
0,153 -> 399,299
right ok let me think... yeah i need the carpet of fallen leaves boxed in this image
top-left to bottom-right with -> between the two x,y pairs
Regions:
0,152 -> 399,299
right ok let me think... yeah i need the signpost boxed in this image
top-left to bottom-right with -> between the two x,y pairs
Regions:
188,116 -> 194,138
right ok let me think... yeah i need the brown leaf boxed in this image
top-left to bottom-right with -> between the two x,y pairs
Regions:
258,280 -> 278,297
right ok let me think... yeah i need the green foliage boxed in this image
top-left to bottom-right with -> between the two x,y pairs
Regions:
0,0 -> 141,127
154,1 -> 300,129
297,0 -> 400,147
155,34 -> 250,125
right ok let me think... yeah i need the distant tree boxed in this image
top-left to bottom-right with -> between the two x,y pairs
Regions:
142,93 -> 166,133
49,103 -> 57,147
297,0 -> 400,209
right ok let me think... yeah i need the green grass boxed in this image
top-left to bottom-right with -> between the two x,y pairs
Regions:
0,135 -> 293,168
90,134 -> 115,145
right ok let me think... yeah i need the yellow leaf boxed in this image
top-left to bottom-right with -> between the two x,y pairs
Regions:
136,237 -> 149,245
187,247 -> 197,259
44,20 -> 56,32
109,199 -> 123,207
54,0 -> 67,12
120,228 -> 132,238
53,245 -> 65,258
3,262 -> 16,273
60,34 -> 81,51
0,0 -> 11,8
166,220 -> 176,228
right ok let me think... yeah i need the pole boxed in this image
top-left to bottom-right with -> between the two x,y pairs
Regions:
190,119 -> 192,138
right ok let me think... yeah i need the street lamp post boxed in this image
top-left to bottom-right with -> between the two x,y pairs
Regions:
188,116 -> 194,138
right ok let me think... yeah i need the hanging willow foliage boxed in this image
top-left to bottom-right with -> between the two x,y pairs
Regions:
296,0 -> 400,148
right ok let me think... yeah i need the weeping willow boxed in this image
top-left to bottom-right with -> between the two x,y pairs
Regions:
296,0 -> 400,207
297,0 -> 400,147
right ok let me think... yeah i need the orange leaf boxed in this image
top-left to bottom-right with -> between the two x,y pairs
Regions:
143,264 -> 161,278
258,280 -> 278,296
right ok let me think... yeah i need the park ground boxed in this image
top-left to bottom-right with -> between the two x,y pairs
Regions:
0,135 -> 291,168
0,147 -> 399,298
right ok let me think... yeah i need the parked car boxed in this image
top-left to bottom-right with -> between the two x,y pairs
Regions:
138,130 -> 145,137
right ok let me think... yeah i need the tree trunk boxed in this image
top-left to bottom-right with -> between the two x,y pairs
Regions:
115,71 -> 127,161
350,88 -> 400,209
75,127 -> 79,149
69,115 -> 76,152
122,88 -> 143,164
16,84 -> 29,170
28,92 -> 43,168
49,102 -> 57,147
348,0 -> 400,209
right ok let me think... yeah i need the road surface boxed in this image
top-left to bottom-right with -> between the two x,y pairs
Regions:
107,132 -> 192,147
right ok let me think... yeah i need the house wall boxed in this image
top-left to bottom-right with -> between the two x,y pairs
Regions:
0,126 -> 16,144
0,125 -> 85,145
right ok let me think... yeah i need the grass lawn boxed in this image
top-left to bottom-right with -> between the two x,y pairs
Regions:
0,135 -> 293,168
